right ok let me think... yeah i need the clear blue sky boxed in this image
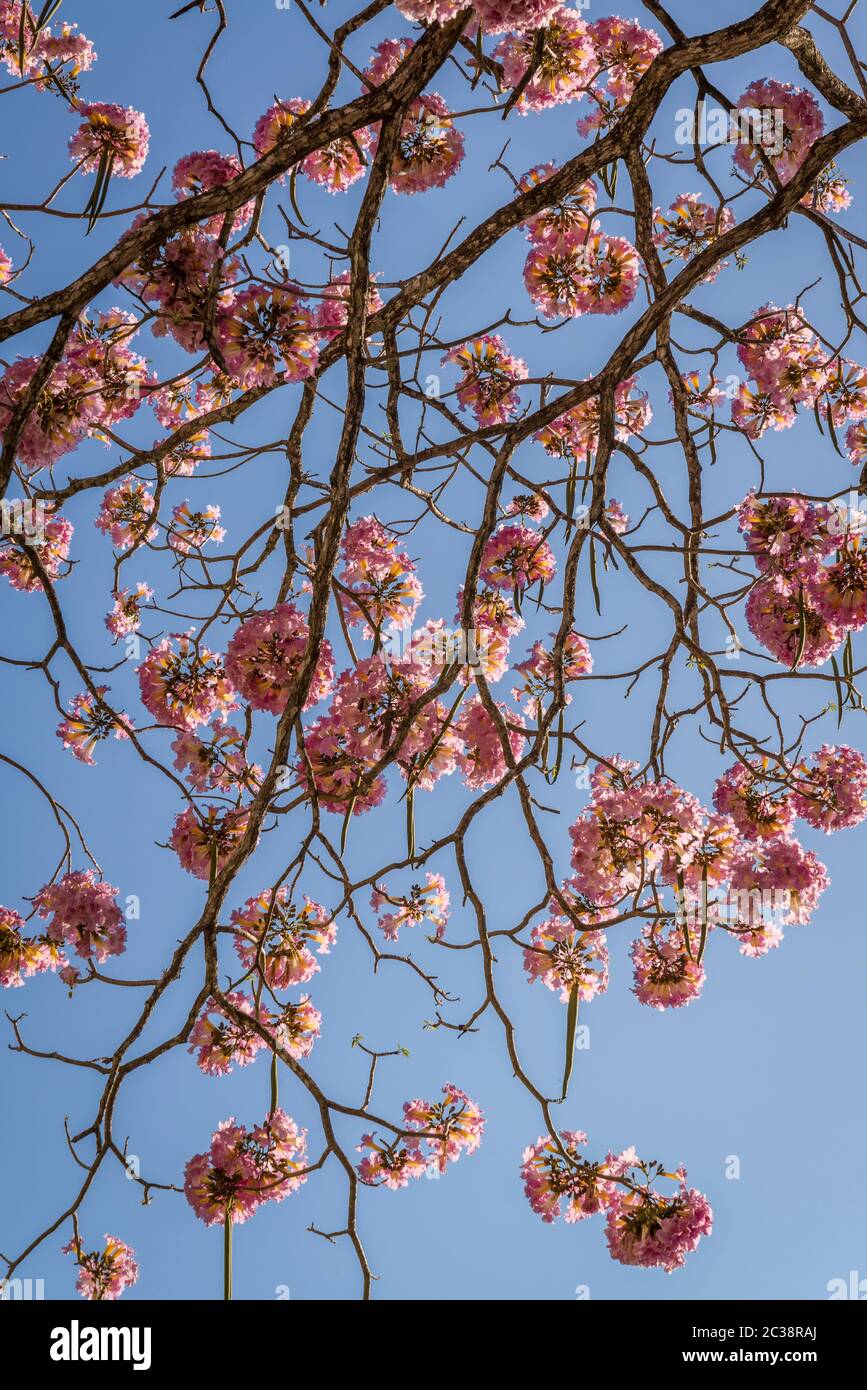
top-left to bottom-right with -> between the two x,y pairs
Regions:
2,0 -> 866,1301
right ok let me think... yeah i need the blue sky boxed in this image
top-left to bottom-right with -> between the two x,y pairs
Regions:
1,0 -> 866,1301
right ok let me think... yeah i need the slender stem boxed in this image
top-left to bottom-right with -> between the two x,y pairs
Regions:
223,1213 -> 233,1302
270,1050 -> 279,1117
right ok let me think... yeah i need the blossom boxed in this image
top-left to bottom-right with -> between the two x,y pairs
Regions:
394,1 -> 464,24
216,285 -> 319,387
63,1235 -> 139,1301
32,870 -> 125,963
0,905 -> 66,988
0,243 -> 11,282
791,744 -> 867,832
337,516 -> 423,636
444,335 -> 527,425
313,271 -> 383,341
138,632 -> 235,730
605,1179 -> 713,1272
184,1111 -> 307,1225
116,222 -> 237,354
1,7 -> 95,81
0,355 -> 103,472
231,889 -> 336,989
0,507 -> 72,592
455,695 -> 525,789
169,804 -> 253,880
225,604 -> 334,714
105,582 -> 153,639
521,1132 -> 630,1223
712,759 -> 796,841
169,501 -> 225,555
370,874 -> 450,941
729,836 -> 829,925
577,17 -> 662,135
523,917 -> 609,1002
631,927 -> 705,1009
271,997 -> 322,1060
652,193 -> 735,281
68,102 -> 149,178
473,0 -> 564,34
536,377 -> 651,459
494,9 -> 596,112
172,150 -> 254,236
512,630 -> 592,716
480,523 -> 556,591
252,98 -> 309,164
95,480 -> 157,551
189,992 -> 269,1076
518,164 -> 597,249
403,1083 -> 485,1174
303,124 -> 372,194
357,1134 -> 427,1189
524,227 -> 640,318
745,578 -> 844,668
813,538 -> 867,630
732,80 -> 825,194
57,687 -> 130,764
171,722 -> 260,793
737,491 -> 838,585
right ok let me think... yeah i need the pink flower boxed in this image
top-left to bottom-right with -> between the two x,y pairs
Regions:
231,889 -> 336,989
69,102 -> 149,178
169,501 -> 225,555
480,522 -> 556,591
521,1132 -> 630,1223
57,687 -> 130,765
652,193 -> 735,281
189,992 -> 269,1076
95,480 -> 157,551
631,927 -> 705,1009
357,1133 -> 427,1189
523,917 -> 609,1002
518,164 -> 597,250
0,355 -> 102,472
0,243 -> 12,282
225,604 -> 334,714
252,98 -> 309,164
171,722 -> 261,793
745,578 -> 844,668
577,17 -> 662,135
792,744 -> 867,832
444,336 -> 528,426
403,1083 -> 485,1174
169,804 -> 253,880
524,227 -> 640,318
472,0 -> 564,34
813,538 -> 867,630
137,632 -> 235,730
732,80 -> 824,189
513,630 -> 592,716
536,377 -> 651,459
737,491 -> 838,585
116,221 -> 237,354
0,506 -> 72,592
605,1179 -> 713,1272
713,759 -> 796,842
105,582 -> 153,639
0,905 -> 66,988
32,870 -> 125,963
338,516 -> 423,636
729,836 -> 829,925
314,271 -> 383,341
184,1110 -> 307,1225
394,1 -> 464,24
371,873 -> 450,941
494,9 -> 596,112
216,285 -> 319,387
63,1235 -> 139,1301
303,125 -> 373,194
172,150 -> 254,236
455,695 -> 525,789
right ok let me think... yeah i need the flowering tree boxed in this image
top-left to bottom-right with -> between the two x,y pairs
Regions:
1,0 -> 866,1300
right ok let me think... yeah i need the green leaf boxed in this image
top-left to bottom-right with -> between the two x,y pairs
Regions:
589,537 -> 601,616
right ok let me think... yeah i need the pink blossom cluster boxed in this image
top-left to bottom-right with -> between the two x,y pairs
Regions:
184,1111 -> 307,1225
733,79 -> 850,212
652,193 -> 735,282
231,889 -> 336,989
32,870 -> 125,963
337,516 -> 423,636
0,507 -> 73,593
444,335 -> 528,426
138,632 -> 235,730
57,686 -> 130,765
536,375 -> 651,459
0,3 -> 95,83
225,604 -> 334,714
169,804 -> 253,880
171,721 -> 261,794
63,1234 -> 139,1302
370,873 -> 450,941
0,905 -> 66,988
358,1083 -> 485,1186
